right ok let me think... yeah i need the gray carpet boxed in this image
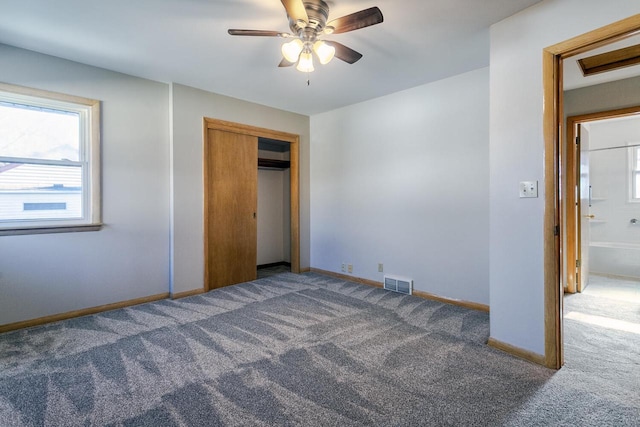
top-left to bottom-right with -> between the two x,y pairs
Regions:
0,272 -> 637,426
257,265 -> 290,279
504,286 -> 640,426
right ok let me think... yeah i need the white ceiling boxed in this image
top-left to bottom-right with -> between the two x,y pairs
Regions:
0,0 -> 543,115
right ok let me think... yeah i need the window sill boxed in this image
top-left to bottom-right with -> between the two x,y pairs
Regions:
0,223 -> 103,236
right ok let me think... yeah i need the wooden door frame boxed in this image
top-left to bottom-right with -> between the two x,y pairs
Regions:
543,14 -> 640,369
203,118 -> 301,291
565,106 -> 640,294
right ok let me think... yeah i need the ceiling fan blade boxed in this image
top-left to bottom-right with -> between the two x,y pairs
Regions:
325,41 -> 363,64
326,7 -> 383,34
228,29 -> 287,37
279,58 -> 295,67
280,0 -> 308,23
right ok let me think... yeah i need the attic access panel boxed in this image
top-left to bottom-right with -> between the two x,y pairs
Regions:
578,44 -> 640,76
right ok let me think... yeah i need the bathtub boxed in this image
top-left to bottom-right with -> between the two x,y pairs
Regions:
589,241 -> 640,280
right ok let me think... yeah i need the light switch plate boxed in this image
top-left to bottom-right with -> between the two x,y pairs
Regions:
519,181 -> 538,198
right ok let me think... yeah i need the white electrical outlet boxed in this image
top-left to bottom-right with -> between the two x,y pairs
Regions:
519,181 -> 538,198
341,263 -> 346,272
348,264 -> 353,273
378,263 -> 383,272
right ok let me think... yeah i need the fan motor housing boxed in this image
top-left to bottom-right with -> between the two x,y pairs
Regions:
289,0 -> 330,33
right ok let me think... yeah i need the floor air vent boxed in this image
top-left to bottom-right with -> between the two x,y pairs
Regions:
383,276 -> 413,295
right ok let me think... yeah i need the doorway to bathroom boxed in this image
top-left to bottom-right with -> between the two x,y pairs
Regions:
562,108 -> 640,379
566,107 -> 640,298
542,13 -> 640,369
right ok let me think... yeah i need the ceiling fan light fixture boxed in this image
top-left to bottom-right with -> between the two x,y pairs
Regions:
282,39 -> 304,62
313,40 -> 335,65
228,1 -> 384,73
296,50 -> 314,72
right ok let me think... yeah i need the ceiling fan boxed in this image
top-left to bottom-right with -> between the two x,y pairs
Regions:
228,0 -> 383,72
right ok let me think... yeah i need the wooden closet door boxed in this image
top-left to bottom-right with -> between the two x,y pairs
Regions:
206,129 -> 257,289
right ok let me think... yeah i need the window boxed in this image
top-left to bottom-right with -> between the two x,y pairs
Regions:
630,145 -> 640,202
0,83 -> 101,235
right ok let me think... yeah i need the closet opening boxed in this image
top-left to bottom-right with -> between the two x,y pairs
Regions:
257,137 -> 292,279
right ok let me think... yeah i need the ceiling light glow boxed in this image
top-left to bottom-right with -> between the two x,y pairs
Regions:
296,50 -> 314,72
313,41 -> 335,65
282,39 -> 304,63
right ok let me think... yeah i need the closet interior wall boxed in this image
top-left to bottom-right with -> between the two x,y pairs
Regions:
257,145 -> 291,266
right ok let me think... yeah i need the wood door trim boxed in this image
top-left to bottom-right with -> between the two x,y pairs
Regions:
542,47 -> 563,369
203,118 -> 301,291
565,120 -> 578,294
568,105 -> 640,124
565,106 -> 640,295
543,13 -> 640,369
545,17 -> 640,58
204,118 -> 299,143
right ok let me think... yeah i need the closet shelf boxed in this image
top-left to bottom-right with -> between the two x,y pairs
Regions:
258,158 -> 290,170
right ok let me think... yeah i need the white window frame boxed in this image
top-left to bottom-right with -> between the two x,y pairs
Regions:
629,143 -> 640,203
0,83 -> 101,236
